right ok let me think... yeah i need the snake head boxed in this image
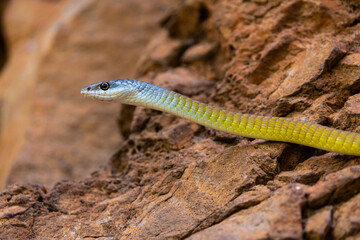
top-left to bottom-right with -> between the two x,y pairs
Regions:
81,79 -> 139,103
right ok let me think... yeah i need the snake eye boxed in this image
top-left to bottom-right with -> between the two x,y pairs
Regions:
100,82 -> 110,90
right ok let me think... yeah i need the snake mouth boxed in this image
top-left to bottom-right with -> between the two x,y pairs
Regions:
80,88 -> 87,96
80,87 -> 112,101
80,87 -> 94,98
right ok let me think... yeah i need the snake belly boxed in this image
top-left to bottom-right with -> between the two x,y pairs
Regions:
81,79 -> 360,156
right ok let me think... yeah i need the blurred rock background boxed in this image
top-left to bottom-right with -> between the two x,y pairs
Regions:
0,0 -> 180,189
1,0 -> 360,239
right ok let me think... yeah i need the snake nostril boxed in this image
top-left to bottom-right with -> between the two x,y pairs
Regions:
87,87 -> 91,91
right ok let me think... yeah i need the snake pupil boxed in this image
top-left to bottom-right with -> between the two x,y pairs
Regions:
100,82 -> 110,90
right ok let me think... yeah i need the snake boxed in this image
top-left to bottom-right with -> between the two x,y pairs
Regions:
81,79 -> 360,156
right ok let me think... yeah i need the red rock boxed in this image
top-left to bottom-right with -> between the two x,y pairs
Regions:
181,42 -> 218,63
159,120 -> 200,149
345,93 -> 360,115
331,93 -> 360,132
277,154 -> 360,184
303,93 -> 336,123
306,166 -> 360,208
333,193 -> 360,239
0,0 -> 360,239
136,31 -> 191,75
305,206 -> 333,240
269,39 -> 345,103
188,184 -> 306,240
193,185 -> 271,232
247,32 -> 296,85
119,143 -> 286,239
340,53 -> 360,67
330,53 -> 360,92
0,205 -> 27,219
152,67 -> 214,96
346,233 -> 360,240
0,0 -> 180,189
163,0 -> 210,39
0,0 -> 74,190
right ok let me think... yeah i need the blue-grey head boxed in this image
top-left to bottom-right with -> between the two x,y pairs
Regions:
81,79 -> 142,104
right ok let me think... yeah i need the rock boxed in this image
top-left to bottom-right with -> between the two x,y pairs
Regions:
0,0 -> 76,190
345,93 -> 360,115
1,0 -> 180,189
333,193 -> 360,239
340,53 -> 360,67
192,185 -> 271,232
346,233 -> 360,240
188,184 -> 306,240
163,0 -> 210,39
305,206 -> 333,240
334,53 -> 360,90
306,166 -> 360,208
331,92 -> 360,132
120,143 -> 286,239
0,184 -> 47,239
277,154 -> 360,184
268,39 -> 345,103
1,0 -> 360,239
181,42 -> 218,63
0,205 -> 27,219
136,31 -> 192,75
152,67 -> 214,96
302,93 -> 336,124
247,32 -> 296,85
159,120 -> 200,149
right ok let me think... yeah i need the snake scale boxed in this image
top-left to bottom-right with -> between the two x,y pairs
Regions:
81,79 -> 360,156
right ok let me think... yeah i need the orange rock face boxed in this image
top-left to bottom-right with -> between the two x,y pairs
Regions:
1,0 -> 360,239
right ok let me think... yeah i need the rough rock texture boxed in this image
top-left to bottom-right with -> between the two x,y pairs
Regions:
1,0 -> 360,239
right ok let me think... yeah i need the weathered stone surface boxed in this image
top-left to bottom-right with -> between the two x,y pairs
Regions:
332,90 -> 360,132
268,39 -> 345,103
192,184 -> 271,232
277,154 -> 360,184
0,205 -> 27,219
305,206 -> 333,240
152,67 -> 214,96
1,0 -> 360,239
306,166 -> 360,208
333,193 -> 360,239
0,184 -> 47,239
188,184 -> 306,240
345,93 -> 360,117
120,143 -> 286,239
334,53 -> 360,90
181,42 -> 218,63
159,120 -> 201,149
136,31 -> 192,75
302,93 -> 336,124
163,0 -> 210,39
346,233 -> 360,240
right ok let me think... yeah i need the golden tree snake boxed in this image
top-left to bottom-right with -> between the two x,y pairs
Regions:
81,79 -> 360,156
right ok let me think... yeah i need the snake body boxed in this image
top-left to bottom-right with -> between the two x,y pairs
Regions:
81,79 -> 360,156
